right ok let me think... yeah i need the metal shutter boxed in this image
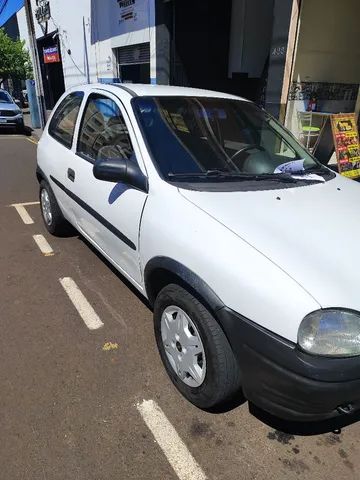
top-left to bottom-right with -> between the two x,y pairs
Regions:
117,42 -> 150,65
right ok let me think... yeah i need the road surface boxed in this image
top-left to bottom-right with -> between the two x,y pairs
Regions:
1,131 -> 360,480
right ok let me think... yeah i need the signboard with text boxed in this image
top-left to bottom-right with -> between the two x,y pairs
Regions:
43,46 -> 60,64
331,113 -> 360,179
35,0 -> 50,24
91,0 -> 154,44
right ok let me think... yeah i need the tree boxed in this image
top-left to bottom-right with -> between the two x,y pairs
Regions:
0,28 -> 33,84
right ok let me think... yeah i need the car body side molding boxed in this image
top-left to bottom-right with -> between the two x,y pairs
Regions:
49,175 -> 137,251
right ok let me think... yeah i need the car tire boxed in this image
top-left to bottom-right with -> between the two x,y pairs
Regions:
154,284 -> 241,409
39,180 -> 71,236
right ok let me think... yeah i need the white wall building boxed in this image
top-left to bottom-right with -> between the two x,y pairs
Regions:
17,0 -> 156,108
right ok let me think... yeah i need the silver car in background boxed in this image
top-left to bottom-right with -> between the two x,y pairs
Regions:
0,89 -> 24,133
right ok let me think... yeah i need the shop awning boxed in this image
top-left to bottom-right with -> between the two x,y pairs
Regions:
0,0 -> 24,27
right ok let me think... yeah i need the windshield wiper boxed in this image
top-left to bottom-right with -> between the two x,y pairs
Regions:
167,170 -> 299,182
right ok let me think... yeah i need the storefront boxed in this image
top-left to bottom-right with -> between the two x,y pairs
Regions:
155,0 -> 296,117
284,0 -> 360,149
36,31 -> 65,109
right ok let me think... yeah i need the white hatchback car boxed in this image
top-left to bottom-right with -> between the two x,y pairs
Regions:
37,83 -> 360,422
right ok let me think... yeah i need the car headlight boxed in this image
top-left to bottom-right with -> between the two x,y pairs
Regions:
298,309 -> 360,357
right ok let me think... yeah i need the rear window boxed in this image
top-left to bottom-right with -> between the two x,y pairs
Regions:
49,92 -> 84,148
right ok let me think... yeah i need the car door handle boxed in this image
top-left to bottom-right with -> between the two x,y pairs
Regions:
67,168 -> 75,182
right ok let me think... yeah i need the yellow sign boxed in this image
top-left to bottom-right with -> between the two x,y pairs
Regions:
331,113 -> 360,178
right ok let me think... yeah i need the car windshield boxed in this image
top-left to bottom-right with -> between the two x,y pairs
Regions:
133,96 -> 320,181
0,91 -> 13,104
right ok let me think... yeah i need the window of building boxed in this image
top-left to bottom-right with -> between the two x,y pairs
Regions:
48,91 -> 84,148
77,94 -> 134,162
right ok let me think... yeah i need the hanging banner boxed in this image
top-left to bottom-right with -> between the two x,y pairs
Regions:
43,46 -> 60,64
91,0 -> 154,44
331,113 -> 360,179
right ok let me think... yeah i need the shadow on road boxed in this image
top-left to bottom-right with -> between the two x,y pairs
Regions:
0,126 -> 32,136
249,403 -> 360,436
72,235 -> 360,436
77,234 -> 152,311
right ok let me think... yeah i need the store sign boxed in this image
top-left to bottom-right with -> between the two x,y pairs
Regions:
43,46 -> 60,64
35,0 -> 51,24
331,113 -> 360,179
91,0 -> 154,43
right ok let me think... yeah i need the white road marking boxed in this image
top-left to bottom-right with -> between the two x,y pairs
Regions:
27,137 -> 38,145
9,202 -> 40,225
137,399 -> 207,480
32,234 -> 54,256
12,205 -> 34,224
11,201 -> 40,207
59,277 -> 104,330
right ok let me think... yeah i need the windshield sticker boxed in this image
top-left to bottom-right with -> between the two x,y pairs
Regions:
274,159 -> 305,174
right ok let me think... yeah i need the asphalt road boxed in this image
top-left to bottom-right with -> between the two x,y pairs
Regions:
1,132 -> 360,480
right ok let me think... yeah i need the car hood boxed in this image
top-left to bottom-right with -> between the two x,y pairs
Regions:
179,175 -> 360,310
0,103 -> 17,112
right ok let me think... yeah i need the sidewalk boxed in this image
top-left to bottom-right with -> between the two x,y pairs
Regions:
23,110 -> 43,140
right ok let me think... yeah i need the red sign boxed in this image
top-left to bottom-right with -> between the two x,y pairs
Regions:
43,46 -> 60,64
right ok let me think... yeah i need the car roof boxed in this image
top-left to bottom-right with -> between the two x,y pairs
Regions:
69,83 -> 250,102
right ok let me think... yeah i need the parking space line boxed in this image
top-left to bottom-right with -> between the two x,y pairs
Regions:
11,201 -> 40,207
27,137 -> 38,145
9,202 -> 39,225
59,277 -> 104,330
137,399 -> 207,480
11,205 -> 34,224
33,234 -> 54,256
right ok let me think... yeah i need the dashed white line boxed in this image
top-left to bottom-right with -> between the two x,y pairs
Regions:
137,399 -> 207,480
32,234 -> 54,256
59,277 -> 104,330
12,205 -> 34,224
10,202 -> 40,225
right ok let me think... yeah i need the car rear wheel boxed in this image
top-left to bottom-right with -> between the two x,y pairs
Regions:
154,284 -> 241,409
39,180 -> 71,236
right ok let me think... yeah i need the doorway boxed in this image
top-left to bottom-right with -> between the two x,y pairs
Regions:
36,31 -> 65,110
116,43 -> 150,84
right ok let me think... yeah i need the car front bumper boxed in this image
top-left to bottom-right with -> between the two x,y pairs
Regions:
217,307 -> 360,421
0,114 -> 23,127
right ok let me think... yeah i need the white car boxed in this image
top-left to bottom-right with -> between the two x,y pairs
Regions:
37,83 -> 360,422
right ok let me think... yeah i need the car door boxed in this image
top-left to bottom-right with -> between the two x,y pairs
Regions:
40,91 -> 84,225
70,89 -> 148,287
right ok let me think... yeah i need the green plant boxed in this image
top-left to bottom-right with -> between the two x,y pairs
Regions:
0,28 -> 33,83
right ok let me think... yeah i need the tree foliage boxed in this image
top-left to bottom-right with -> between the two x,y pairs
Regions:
0,28 -> 33,83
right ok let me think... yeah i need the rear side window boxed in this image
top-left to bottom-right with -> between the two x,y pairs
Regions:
77,93 -> 134,162
49,91 -> 84,148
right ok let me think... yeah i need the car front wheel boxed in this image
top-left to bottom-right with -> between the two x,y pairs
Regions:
154,284 -> 241,409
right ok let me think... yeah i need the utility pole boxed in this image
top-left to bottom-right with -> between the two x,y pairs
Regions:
24,0 -> 46,128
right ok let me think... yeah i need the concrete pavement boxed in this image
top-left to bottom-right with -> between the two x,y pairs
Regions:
1,131 -> 360,480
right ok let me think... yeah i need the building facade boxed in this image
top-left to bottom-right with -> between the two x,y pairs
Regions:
16,0 -> 156,109
14,0 -> 360,131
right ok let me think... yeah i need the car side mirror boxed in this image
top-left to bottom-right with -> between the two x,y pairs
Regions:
93,157 -> 148,193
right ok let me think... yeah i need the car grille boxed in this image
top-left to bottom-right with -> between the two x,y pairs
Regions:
0,110 -> 16,117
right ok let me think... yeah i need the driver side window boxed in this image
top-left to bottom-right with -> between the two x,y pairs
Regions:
77,93 -> 134,162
